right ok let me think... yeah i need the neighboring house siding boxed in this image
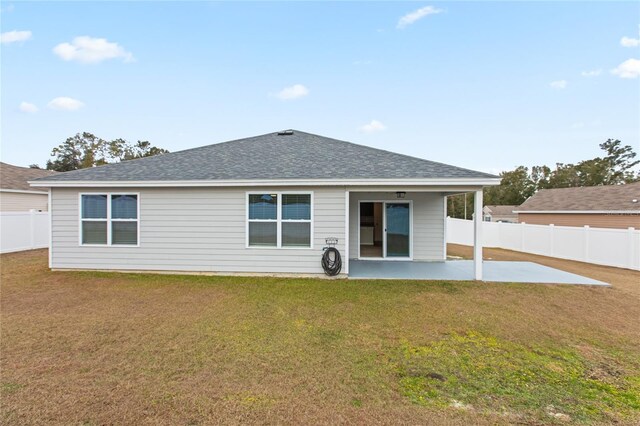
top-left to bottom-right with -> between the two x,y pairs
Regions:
518,213 -> 640,229
50,187 -> 346,274
348,192 -> 445,260
0,192 -> 49,212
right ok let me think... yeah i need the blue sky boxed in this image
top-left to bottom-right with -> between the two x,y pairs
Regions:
1,1 -> 639,173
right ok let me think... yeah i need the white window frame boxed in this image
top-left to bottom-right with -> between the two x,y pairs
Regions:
246,191 -> 314,249
79,192 -> 140,247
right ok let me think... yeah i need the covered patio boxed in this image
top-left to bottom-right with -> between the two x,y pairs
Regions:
346,188 -> 488,279
344,187 -> 609,286
348,259 -> 608,286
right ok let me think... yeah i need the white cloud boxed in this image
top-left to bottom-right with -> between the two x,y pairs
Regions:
19,102 -> 38,113
611,58 -> 640,79
620,27 -> 640,47
359,120 -> 387,133
621,36 -> 640,47
275,84 -> 309,100
397,6 -> 443,29
1,30 -> 32,44
53,36 -> 133,64
581,69 -> 601,77
550,80 -> 567,89
47,97 -> 85,111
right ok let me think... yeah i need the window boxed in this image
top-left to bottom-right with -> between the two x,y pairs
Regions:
282,194 -> 311,247
80,193 -> 139,246
247,192 -> 312,248
248,194 -> 277,247
81,195 -> 108,244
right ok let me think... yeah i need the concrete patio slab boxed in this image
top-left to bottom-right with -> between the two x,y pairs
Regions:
348,260 -> 609,286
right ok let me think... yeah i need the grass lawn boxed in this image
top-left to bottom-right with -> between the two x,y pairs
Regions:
1,248 -> 639,425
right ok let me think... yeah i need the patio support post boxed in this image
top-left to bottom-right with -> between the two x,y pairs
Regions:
344,190 -> 349,275
473,190 -> 483,280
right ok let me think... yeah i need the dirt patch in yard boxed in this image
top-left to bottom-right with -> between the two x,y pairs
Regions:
1,249 -> 639,425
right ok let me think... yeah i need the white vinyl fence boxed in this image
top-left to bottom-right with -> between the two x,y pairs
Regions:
0,211 -> 49,254
447,217 -> 640,271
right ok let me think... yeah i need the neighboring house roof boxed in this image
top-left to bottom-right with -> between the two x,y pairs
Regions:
515,182 -> 640,213
0,162 -> 57,192
32,130 -> 498,185
484,205 -> 518,216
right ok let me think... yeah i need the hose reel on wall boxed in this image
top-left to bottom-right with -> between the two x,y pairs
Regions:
321,238 -> 342,276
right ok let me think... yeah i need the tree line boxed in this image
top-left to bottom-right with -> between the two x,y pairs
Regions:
30,132 -> 169,172
447,139 -> 639,219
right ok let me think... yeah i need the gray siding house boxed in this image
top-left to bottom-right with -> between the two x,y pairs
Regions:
32,130 -> 499,279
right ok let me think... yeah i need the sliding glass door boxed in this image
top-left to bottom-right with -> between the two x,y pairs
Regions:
385,202 -> 411,258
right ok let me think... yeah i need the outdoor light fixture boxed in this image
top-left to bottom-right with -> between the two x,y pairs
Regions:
396,192 -> 406,199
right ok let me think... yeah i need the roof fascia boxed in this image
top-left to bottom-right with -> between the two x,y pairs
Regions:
31,178 -> 502,188
0,188 -> 49,195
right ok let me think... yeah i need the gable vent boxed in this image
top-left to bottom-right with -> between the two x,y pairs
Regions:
277,130 -> 294,136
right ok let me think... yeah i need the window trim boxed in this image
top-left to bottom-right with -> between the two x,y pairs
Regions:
246,191 -> 314,249
78,192 -> 140,247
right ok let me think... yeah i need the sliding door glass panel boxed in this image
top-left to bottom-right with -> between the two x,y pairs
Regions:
385,203 -> 410,257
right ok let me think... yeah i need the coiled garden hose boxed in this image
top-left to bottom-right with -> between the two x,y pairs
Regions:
321,247 -> 342,276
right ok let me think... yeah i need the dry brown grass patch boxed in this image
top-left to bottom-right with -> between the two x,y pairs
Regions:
1,249 -> 639,425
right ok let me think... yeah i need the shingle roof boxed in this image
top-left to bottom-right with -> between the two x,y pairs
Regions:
485,205 -> 518,216
1,162 -> 57,191
33,130 -> 497,183
515,183 -> 640,212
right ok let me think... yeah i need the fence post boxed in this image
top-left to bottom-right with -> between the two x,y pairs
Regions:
583,225 -> 590,263
520,222 -> 526,252
473,190 -> 483,280
549,224 -> 555,257
29,209 -> 36,250
629,227 -> 636,270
